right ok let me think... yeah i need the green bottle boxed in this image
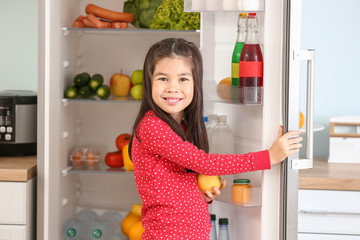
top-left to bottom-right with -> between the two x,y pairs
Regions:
231,13 -> 247,86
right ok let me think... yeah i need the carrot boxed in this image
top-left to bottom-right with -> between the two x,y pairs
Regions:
85,3 -> 134,23
119,22 -> 128,29
111,22 -> 128,29
72,20 -> 85,28
102,21 -> 111,29
82,17 -> 96,28
76,15 -> 85,22
86,13 -> 105,29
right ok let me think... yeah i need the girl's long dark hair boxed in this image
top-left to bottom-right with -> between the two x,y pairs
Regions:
130,38 -> 209,155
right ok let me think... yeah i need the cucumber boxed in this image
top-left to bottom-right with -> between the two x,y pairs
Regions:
65,86 -> 78,99
78,86 -> 93,99
96,85 -> 111,99
89,74 -> 104,92
73,72 -> 91,87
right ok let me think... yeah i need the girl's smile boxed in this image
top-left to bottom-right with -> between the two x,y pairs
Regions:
152,57 -> 194,123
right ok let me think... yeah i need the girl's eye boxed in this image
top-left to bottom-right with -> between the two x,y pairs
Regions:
158,77 -> 167,81
180,78 -> 189,82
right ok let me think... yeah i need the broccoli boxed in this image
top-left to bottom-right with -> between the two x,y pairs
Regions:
150,0 -> 200,30
123,0 -> 164,29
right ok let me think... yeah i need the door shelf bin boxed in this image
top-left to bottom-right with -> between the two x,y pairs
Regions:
203,82 -> 263,105
184,0 -> 265,12
216,187 -> 261,207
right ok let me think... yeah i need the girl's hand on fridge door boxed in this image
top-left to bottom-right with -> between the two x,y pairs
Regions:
202,179 -> 227,203
269,126 -> 303,165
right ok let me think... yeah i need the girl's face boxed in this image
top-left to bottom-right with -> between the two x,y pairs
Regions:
151,57 -> 194,123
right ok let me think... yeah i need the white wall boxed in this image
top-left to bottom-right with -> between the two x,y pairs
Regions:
0,0 -> 38,92
300,0 -> 360,158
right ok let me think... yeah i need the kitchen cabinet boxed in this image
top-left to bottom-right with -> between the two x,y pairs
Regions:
298,158 -> 360,239
0,156 -> 37,240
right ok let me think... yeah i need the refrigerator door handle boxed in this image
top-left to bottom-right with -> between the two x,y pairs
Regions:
292,49 -> 315,170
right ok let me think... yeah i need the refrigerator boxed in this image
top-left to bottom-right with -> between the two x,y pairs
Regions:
37,0 -> 315,239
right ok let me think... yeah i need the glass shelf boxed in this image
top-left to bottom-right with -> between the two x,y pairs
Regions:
62,25 -> 200,33
215,187 -> 261,207
61,96 -> 141,104
63,162 -> 133,175
203,82 -> 263,106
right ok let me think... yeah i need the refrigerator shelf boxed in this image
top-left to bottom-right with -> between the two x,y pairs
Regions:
61,97 -> 141,104
63,163 -> 133,175
62,26 -> 200,34
215,187 -> 262,207
203,82 -> 264,105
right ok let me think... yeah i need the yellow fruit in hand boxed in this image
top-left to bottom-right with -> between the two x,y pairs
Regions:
121,212 -> 141,237
128,221 -> 145,240
197,174 -> 221,194
217,77 -> 233,100
131,203 -> 142,218
123,144 -> 134,171
300,112 -> 305,129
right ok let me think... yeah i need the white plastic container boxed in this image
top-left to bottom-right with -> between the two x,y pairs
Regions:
206,114 -> 218,148
88,209 -> 125,240
63,208 -> 98,240
328,116 -> 360,163
210,115 -> 234,154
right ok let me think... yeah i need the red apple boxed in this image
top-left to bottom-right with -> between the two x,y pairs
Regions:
110,73 -> 131,97
105,151 -> 124,168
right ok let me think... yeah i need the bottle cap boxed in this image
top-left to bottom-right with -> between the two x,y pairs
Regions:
219,218 -> 229,225
240,13 -> 247,17
249,13 -> 256,16
66,228 -> 76,237
92,229 -> 102,239
233,178 -> 251,184
203,116 -> 208,123
210,214 -> 216,221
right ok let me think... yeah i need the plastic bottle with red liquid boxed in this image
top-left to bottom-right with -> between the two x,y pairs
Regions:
238,13 -> 263,104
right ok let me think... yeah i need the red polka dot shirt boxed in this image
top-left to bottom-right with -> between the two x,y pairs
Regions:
132,110 -> 271,239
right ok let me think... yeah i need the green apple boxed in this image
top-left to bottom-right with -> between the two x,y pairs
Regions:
130,85 -> 143,100
131,69 -> 143,85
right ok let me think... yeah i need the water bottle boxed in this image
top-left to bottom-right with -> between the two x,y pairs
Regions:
63,208 -> 98,240
210,115 -> 234,154
218,218 -> 230,240
209,214 -> 217,240
89,209 -> 124,240
206,114 -> 218,149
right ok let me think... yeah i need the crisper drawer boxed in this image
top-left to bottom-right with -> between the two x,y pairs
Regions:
0,225 -> 26,240
0,182 -> 27,224
299,190 -> 360,235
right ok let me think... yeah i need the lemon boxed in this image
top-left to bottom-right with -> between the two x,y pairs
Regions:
131,203 -> 142,218
197,174 -> 221,194
300,112 -> 305,129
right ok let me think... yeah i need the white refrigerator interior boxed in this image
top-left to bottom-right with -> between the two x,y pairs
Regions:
37,0 -> 301,239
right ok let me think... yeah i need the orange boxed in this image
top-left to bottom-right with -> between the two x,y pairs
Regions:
299,112 -> 304,129
131,203 -> 142,218
128,221 -> 145,240
217,77 -> 232,100
121,212 -> 141,237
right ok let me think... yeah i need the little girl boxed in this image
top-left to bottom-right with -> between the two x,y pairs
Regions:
129,38 -> 302,239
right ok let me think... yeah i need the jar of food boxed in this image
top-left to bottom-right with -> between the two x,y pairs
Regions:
232,179 -> 252,204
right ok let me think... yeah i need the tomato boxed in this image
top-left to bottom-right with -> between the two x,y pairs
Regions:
116,133 -> 131,151
105,151 -> 124,168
